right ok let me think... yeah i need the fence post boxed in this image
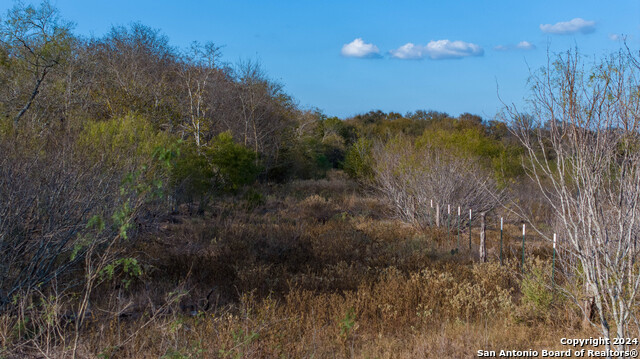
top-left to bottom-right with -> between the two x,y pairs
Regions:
499,217 -> 503,266
447,204 -> 451,243
429,199 -> 433,227
457,206 -> 460,251
479,211 -> 487,262
436,203 -> 440,228
468,209 -> 472,252
552,233 -> 556,288
521,223 -> 526,274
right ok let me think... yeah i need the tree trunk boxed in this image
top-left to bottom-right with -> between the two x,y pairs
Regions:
14,69 -> 48,125
582,283 -> 596,329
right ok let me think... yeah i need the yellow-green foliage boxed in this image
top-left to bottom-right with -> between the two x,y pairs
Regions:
344,111 -> 524,186
77,114 -> 174,168
516,256 -> 561,324
343,136 -> 374,181
417,126 -> 523,185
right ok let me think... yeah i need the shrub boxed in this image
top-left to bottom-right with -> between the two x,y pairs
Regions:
370,135 -> 502,228
518,261 -> 555,323
243,188 -> 265,210
277,136 -> 333,180
0,131 -> 170,310
170,131 -> 261,205
417,127 -> 523,186
208,131 -> 261,193
342,136 -> 373,181
170,143 -> 215,205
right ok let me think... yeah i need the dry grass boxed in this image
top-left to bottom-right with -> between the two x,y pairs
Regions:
0,174 -> 600,358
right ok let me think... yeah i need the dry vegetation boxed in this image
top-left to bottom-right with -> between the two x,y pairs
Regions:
1,173 -> 600,358
2,2 -> 639,357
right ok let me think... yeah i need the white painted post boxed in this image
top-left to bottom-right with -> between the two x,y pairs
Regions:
429,199 -> 434,227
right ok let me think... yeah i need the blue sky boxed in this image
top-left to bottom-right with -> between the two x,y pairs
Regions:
30,1 -> 640,119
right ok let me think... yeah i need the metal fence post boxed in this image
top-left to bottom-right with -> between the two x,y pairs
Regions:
457,206 -> 460,251
447,204 -> 451,243
552,233 -> 556,288
468,209 -> 472,252
521,223 -> 526,274
479,211 -> 487,262
499,217 -> 503,266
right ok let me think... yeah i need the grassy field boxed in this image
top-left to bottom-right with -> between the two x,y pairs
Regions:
0,172 -> 602,358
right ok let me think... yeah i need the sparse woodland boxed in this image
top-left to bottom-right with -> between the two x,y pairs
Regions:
1,2 -> 640,358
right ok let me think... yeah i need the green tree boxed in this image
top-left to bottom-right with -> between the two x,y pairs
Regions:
209,131 -> 261,193
343,136 -> 373,181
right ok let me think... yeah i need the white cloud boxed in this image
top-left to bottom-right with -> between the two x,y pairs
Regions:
516,41 -> 536,50
341,38 -> 381,58
390,40 -> 483,60
609,34 -> 622,41
389,43 -> 424,59
494,41 -> 536,51
609,34 -> 633,42
425,40 -> 484,59
540,18 -> 596,35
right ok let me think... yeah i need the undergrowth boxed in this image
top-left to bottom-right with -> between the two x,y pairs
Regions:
0,176 -> 595,358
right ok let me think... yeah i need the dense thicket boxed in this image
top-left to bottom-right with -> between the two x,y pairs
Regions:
0,1 -> 527,194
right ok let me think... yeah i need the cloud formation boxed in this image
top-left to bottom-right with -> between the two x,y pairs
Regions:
494,41 -> 536,51
341,38 -> 381,58
516,41 -> 535,50
609,34 -> 622,41
388,43 -> 423,59
539,18 -> 596,35
390,40 -> 483,60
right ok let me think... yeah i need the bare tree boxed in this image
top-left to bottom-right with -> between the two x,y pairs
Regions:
0,1 -> 72,125
235,60 -> 295,169
178,42 -> 221,148
371,135 -> 502,229
505,49 -> 640,350
91,23 -> 176,122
